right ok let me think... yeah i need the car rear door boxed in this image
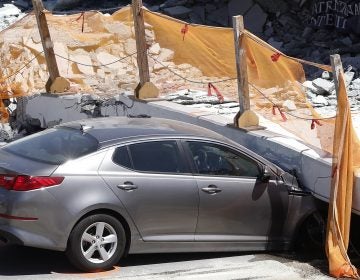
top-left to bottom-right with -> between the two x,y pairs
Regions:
99,139 -> 199,242
183,140 -> 289,244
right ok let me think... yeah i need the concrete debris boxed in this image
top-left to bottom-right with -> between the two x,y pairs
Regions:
312,95 -> 329,107
321,71 -> 331,80
166,89 -> 230,105
244,4 -> 267,35
207,6 -> 229,27
312,78 -> 335,96
303,69 -> 360,116
160,0 -> 188,9
267,38 -> 283,50
282,100 -> 297,111
163,6 -> 192,19
6,0 -> 360,70
228,0 -> 253,21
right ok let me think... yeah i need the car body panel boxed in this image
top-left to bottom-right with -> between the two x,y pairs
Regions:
0,149 -> 57,176
99,147 -> 199,242
194,177 -> 289,242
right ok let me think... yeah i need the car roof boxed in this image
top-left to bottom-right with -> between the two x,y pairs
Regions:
58,116 -> 228,146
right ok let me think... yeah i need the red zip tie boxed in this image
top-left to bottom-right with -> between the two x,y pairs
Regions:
311,119 -> 323,130
271,52 -> 281,62
181,24 -> 189,41
272,105 -> 287,121
75,12 -> 85,33
279,109 -> 287,121
207,83 -> 224,103
272,105 -> 276,115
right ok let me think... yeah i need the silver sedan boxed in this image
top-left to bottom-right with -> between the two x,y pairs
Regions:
0,117 -> 318,272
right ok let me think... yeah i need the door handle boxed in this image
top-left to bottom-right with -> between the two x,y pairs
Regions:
117,182 -> 138,191
201,185 -> 222,194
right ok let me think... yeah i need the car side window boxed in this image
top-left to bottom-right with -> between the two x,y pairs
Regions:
113,146 -> 132,169
114,141 -> 186,174
187,141 -> 260,177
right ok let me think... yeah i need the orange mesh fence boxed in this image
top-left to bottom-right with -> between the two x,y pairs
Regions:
326,71 -> 360,279
0,6 -> 350,155
0,6 -> 360,277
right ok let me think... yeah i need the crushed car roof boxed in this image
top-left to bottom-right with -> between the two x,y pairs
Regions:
58,116 -> 227,145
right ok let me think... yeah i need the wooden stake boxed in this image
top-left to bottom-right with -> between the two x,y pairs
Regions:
330,54 -> 344,96
233,15 -> 250,126
132,0 -> 150,90
32,0 -> 60,92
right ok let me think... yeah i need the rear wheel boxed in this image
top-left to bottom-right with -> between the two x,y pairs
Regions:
66,214 -> 126,272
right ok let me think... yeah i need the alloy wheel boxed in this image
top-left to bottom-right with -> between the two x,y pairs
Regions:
80,222 -> 118,264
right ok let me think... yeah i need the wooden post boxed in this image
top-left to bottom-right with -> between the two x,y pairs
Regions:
32,0 -> 60,92
232,15 -> 258,128
330,54 -> 344,95
233,16 -> 250,118
132,0 -> 150,89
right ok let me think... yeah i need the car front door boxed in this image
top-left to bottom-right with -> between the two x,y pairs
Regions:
183,140 -> 289,245
99,140 -> 199,242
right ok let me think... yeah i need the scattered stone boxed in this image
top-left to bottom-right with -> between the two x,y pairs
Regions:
341,37 -> 353,47
157,48 -> 174,62
312,78 -> 335,95
345,71 -> 355,87
303,80 -> 318,92
268,37 -> 283,50
70,52 -> 94,75
207,6 -> 228,27
160,0 -> 188,9
192,6 -> 206,23
228,0 -> 253,21
124,38 -> 137,55
149,5 -> 160,12
321,71 -> 331,80
244,4 -> 267,34
282,100 -> 297,111
13,0 -> 29,10
149,43 -> 161,55
351,78 -> 360,90
163,6 -> 192,19
312,95 -> 329,106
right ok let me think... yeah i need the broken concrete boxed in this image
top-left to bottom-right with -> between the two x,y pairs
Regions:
312,78 -> 335,96
163,6 -> 192,19
244,4 -> 267,34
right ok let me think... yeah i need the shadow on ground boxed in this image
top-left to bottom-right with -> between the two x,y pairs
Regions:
0,244 -> 341,278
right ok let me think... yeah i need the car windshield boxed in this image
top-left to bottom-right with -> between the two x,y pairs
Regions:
3,127 -> 99,165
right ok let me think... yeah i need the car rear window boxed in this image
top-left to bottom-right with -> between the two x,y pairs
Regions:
3,127 -> 99,165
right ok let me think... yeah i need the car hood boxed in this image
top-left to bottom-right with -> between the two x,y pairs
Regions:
0,149 -> 59,176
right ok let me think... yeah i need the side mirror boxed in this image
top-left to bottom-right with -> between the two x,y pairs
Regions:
259,166 -> 271,183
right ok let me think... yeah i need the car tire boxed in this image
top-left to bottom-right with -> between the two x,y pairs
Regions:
66,214 -> 126,272
295,213 -> 325,259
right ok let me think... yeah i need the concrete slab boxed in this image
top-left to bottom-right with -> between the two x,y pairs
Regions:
18,92 -> 360,215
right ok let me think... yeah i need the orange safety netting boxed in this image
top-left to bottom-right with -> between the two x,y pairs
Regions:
0,7 -> 360,277
326,70 -> 360,279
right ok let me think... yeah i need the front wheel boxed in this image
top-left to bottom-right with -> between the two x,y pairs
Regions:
66,214 -> 126,272
295,213 -> 326,259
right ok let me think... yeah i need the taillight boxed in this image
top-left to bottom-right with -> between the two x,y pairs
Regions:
0,175 -> 64,191
0,175 -> 16,190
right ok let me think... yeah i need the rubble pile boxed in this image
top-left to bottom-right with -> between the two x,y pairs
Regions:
0,4 -> 25,30
147,0 -> 360,67
0,7 -> 215,98
9,0 -> 360,67
164,68 -> 360,121
304,68 -> 360,115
